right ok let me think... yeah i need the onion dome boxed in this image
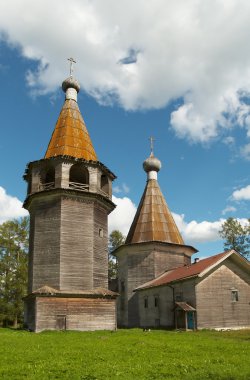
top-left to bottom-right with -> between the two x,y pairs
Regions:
143,153 -> 162,173
61,75 -> 80,102
62,76 -> 80,93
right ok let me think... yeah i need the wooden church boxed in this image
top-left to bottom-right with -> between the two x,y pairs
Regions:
23,64 -> 250,332
113,151 -> 250,330
23,69 -> 118,332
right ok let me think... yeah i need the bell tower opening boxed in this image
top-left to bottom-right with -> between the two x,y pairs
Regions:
69,164 -> 89,191
40,166 -> 55,190
101,174 -> 109,194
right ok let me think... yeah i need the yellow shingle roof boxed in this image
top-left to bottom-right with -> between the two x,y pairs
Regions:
126,179 -> 184,245
45,99 -> 98,160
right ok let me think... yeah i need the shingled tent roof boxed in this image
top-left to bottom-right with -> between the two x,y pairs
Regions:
125,179 -> 184,244
45,75 -> 98,161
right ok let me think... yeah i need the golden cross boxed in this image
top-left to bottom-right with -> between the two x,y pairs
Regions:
68,57 -> 76,76
149,136 -> 155,154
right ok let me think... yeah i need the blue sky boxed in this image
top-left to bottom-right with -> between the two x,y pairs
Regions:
1,0 -> 250,259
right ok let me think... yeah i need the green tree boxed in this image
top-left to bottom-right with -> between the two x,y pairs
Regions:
219,217 -> 250,259
0,217 -> 29,327
108,230 -> 126,280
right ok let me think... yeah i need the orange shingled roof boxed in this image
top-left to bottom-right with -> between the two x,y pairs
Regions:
45,99 -> 98,160
135,251 -> 231,290
125,179 -> 184,244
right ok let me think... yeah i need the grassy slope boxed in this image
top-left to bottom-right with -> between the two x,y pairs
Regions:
0,328 -> 249,380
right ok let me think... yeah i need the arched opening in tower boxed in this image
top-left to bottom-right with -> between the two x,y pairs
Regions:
101,175 -> 109,195
69,164 -> 89,191
40,166 -> 55,190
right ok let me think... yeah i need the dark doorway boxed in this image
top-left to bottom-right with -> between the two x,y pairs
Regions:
56,315 -> 66,330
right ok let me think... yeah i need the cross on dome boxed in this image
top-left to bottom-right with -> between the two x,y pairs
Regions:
68,57 -> 76,77
149,136 -> 155,155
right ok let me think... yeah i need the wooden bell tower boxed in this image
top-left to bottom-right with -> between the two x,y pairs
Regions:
23,63 -> 117,332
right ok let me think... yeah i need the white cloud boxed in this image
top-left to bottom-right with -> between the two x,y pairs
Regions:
173,212 -> 250,245
173,213 -> 224,244
231,184 -> 250,201
108,195 -> 136,235
222,206 -> 237,215
240,143 -> 250,160
0,186 -> 28,224
223,136 -> 235,146
1,1 -> 250,143
113,183 -> 130,194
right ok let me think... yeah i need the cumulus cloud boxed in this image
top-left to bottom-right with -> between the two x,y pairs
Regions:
240,143 -> 250,160
231,184 -> 250,201
173,212 -> 250,245
108,195 -> 136,235
222,206 -> 237,215
113,183 -> 130,194
173,213 -> 223,244
0,186 -> 28,224
223,136 -> 235,146
1,1 -> 250,143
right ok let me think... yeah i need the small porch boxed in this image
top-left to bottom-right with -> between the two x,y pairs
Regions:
174,302 -> 196,330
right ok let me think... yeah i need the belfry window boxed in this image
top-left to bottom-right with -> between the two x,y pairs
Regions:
100,175 -> 109,194
40,166 -> 55,190
69,164 -> 89,191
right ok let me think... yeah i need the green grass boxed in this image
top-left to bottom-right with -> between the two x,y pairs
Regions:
0,328 -> 249,380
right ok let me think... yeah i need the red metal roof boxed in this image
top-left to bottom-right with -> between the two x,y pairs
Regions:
175,302 -> 196,311
135,251 -> 231,290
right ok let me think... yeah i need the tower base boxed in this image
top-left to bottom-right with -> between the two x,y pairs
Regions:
24,286 -> 118,332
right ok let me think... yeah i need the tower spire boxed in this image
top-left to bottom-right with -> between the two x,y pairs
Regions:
125,149 -> 184,245
44,60 -> 98,161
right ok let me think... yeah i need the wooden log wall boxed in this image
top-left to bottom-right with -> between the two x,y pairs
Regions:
117,242 -> 193,327
34,296 -> 117,332
196,260 -> 250,329
29,194 -> 61,292
60,196 -> 94,290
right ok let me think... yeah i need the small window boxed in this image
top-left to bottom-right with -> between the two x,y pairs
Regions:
144,297 -> 148,308
99,228 -> 103,238
154,296 -> 159,308
231,290 -> 239,302
175,292 -> 183,302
